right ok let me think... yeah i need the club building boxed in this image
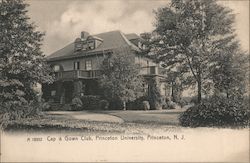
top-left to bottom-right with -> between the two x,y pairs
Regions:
42,30 -> 170,104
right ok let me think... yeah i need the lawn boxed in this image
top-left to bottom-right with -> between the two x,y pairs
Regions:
4,109 -> 185,134
2,109 -> 249,162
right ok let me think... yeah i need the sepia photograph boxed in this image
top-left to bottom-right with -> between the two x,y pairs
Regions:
0,0 -> 249,162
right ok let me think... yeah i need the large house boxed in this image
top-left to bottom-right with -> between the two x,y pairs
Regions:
42,30 -> 169,104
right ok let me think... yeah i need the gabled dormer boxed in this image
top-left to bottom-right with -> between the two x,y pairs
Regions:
74,31 -> 103,52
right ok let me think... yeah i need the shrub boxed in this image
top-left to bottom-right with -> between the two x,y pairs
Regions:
40,102 -> 51,111
168,101 -> 179,109
71,97 -> 83,111
148,77 -> 163,110
0,102 -> 42,129
80,95 -> 101,110
190,96 -> 200,104
179,96 -> 249,127
109,99 -> 123,110
178,98 -> 189,108
142,101 -> 150,110
99,100 -> 109,110
127,96 -> 148,110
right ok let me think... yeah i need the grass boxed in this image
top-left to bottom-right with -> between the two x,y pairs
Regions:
4,113 -> 182,134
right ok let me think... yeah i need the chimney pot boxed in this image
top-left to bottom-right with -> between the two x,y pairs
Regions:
81,31 -> 90,40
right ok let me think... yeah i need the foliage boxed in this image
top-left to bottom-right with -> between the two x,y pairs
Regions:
179,96 -> 249,127
0,0 -> 54,107
148,77 -> 163,110
40,101 -> 51,111
177,98 -> 189,108
211,43 -> 248,99
0,101 -> 42,129
127,96 -> 149,110
108,100 -> 123,110
150,0 -> 247,103
80,95 -> 102,110
71,97 -> 83,111
99,47 -> 144,109
99,100 -> 109,110
142,101 -> 150,110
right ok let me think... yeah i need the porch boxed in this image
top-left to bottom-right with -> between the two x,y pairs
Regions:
42,79 -> 101,104
53,66 -> 167,81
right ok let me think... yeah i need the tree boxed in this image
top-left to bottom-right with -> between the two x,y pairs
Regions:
0,0 -> 54,107
151,0 -> 245,103
211,40 -> 248,100
148,77 -> 163,110
99,47 -> 144,110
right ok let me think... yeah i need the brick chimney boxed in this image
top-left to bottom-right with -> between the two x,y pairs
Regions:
81,31 -> 90,40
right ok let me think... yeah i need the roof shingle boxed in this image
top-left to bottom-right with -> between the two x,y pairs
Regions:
47,30 -> 140,61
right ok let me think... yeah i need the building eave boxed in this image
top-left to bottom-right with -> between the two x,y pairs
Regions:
46,49 -> 112,62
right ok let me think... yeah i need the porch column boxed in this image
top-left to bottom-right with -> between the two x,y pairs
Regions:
55,81 -> 63,103
73,80 -> 83,97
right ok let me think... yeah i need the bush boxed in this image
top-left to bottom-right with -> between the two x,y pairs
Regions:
80,95 -> 102,110
71,97 -> 83,111
179,96 -> 249,127
99,100 -> 109,110
109,100 -> 123,110
168,101 -> 179,109
0,102 -> 42,129
178,98 -> 189,108
190,96 -> 199,104
127,96 -> 148,110
142,101 -> 150,110
40,102 -> 51,111
148,77 -> 163,110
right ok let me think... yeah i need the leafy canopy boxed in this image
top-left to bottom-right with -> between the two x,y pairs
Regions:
99,47 -> 144,105
150,0 -> 248,102
0,0 -> 54,106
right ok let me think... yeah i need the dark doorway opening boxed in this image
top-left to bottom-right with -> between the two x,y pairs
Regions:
63,81 -> 74,103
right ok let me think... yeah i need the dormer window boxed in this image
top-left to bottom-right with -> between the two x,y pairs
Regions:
74,38 -> 82,52
138,42 -> 142,49
87,40 -> 95,50
74,31 -> 103,52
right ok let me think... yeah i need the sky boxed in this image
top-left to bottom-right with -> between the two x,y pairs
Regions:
26,0 -> 249,55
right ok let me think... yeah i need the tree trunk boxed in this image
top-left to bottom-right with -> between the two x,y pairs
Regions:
171,81 -> 175,102
123,101 -> 126,110
197,78 -> 202,104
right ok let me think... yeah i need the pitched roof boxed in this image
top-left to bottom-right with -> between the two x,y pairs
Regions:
47,30 -> 140,61
125,33 -> 140,40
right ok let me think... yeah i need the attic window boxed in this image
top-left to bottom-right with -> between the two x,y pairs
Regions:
74,32 -> 103,52
74,38 -> 82,52
138,42 -> 142,48
87,40 -> 95,50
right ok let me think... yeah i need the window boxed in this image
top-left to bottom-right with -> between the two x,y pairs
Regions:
74,61 -> 80,70
74,38 -> 82,52
51,90 -> 56,96
88,41 -> 95,50
53,65 -> 60,72
138,42 -> 142,48
85,60 -> 92,70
